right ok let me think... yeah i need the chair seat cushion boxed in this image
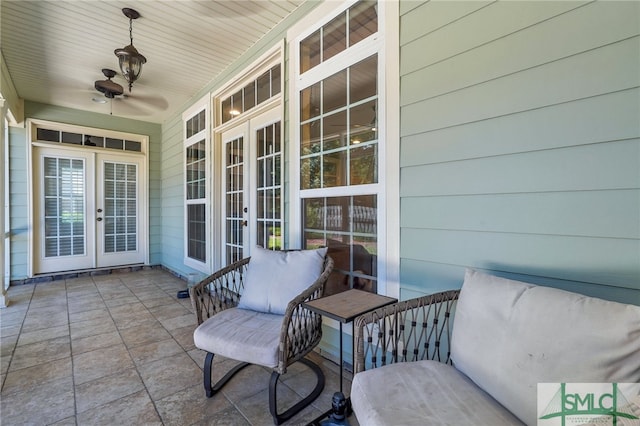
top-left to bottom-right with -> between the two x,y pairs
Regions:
194,308 -> 283,368
351,360 -> 523,426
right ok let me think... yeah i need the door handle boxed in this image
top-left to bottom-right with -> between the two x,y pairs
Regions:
97,217 -> 103,222
242,220 -> 247,227
97,208 -> 103,213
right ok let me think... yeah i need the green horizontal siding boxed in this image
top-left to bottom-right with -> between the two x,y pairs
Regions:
398,0 -> 640,304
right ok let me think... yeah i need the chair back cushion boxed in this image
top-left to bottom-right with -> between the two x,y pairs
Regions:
451,269 -> 640,426
238,246 -> 328,315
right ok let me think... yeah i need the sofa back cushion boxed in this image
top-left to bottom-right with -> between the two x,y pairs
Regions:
451,269 -> 640,426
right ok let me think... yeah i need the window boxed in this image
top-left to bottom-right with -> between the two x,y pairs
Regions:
184,102 -> 210,270
220,64 -> 281,124
294,0 -> 382,296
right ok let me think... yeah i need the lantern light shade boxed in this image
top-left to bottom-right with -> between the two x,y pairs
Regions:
115,8 -> 146,92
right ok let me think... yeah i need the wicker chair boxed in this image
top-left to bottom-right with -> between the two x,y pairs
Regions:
353,290 -> 460,374
189,253 -> 334,425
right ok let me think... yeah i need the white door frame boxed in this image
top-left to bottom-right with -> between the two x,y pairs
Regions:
27,119 -> 149,277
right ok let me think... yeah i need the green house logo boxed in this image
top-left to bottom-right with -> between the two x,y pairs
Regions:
538,383 -> 640,426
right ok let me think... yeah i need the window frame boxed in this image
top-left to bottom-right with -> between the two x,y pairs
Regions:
183,96 -> 212,273
288,0 -> 399,298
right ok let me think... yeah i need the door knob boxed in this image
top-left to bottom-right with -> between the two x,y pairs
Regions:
97,217 -> 103,222
97,208 -> 103,213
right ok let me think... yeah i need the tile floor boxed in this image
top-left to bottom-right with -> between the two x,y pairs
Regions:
0,268 -> 358,426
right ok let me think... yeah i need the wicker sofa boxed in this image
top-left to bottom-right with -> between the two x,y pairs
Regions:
351,269 -> 640,425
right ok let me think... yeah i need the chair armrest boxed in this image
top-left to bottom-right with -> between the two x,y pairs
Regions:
353,289 -> 460,374
277,255 -> 334,374
189,257 -> 251,325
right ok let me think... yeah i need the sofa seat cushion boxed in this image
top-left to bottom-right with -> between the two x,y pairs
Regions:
193,307 -> 282,368
351,360 -> 523,426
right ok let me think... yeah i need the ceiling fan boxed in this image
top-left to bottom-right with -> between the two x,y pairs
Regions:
94,68 -> 124,99
91,68 -> 168,116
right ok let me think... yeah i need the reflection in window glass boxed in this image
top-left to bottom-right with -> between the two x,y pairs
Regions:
300,55 -> 378,189
221,64 -> 282,124
300,29 -> 321,73
323,14 -> 346,62
303,195 -> 377,295
349,1 -> 377,46
299,0 -> 377,74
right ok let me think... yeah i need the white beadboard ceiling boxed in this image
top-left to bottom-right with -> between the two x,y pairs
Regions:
1,0 -> 305,124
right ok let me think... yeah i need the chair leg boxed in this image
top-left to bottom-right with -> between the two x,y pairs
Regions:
203,352 -> 251,398
269,357 -> 325,425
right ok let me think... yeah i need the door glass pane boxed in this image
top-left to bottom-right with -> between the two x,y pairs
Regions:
103,161 -> 137,253
43,156 -> 85,257
226,136 -> 244,264
256,122 -> 282,250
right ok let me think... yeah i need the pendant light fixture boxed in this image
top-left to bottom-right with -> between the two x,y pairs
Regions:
114,8 -> 146,92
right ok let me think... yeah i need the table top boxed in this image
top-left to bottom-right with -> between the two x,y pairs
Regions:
303,289 -> 397,323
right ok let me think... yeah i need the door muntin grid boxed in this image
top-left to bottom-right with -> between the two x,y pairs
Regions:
225,136 -> 244,264
103,161 -> 137,253
43,156 -> 86,257
256,121 -> 282,251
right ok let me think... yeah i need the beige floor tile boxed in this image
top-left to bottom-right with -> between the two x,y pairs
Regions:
9,335 -> 70,371
17,324 -> 69,347
148,302 -> 193,321
71,330 -> 123,355
189,406 -> 252,426
76,389 -> 162,426
73,344 -> 134,385
70,317 -> 118,340
0,333 -> 18,357
75,367 -> 145,413
155,382 -> 234,426
140,295 -> 177,309
2,356 -> 72,395
129,337 -> 185,366
170,324 -> 198,351
119,321 -> 172,348
137,351 -> 202,400
220,364 -> 272,402
0,375 -> 75,426
159,312 -> 196,331
69,306 -> 111,323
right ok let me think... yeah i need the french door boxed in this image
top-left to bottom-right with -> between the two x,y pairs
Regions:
220,109 -> 282,265
33,146 -> 146,274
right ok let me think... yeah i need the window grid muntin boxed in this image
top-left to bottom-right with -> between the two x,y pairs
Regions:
184,106 -> 209,266
299,55 -> 378,190
36,127 -> 142,152
187,204 -> 206,262
303,195 -> 377,294
221,64 -> 282,124
299,0 -> 377,74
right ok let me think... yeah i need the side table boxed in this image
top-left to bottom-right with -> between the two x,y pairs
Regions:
303,289 -> 397,425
